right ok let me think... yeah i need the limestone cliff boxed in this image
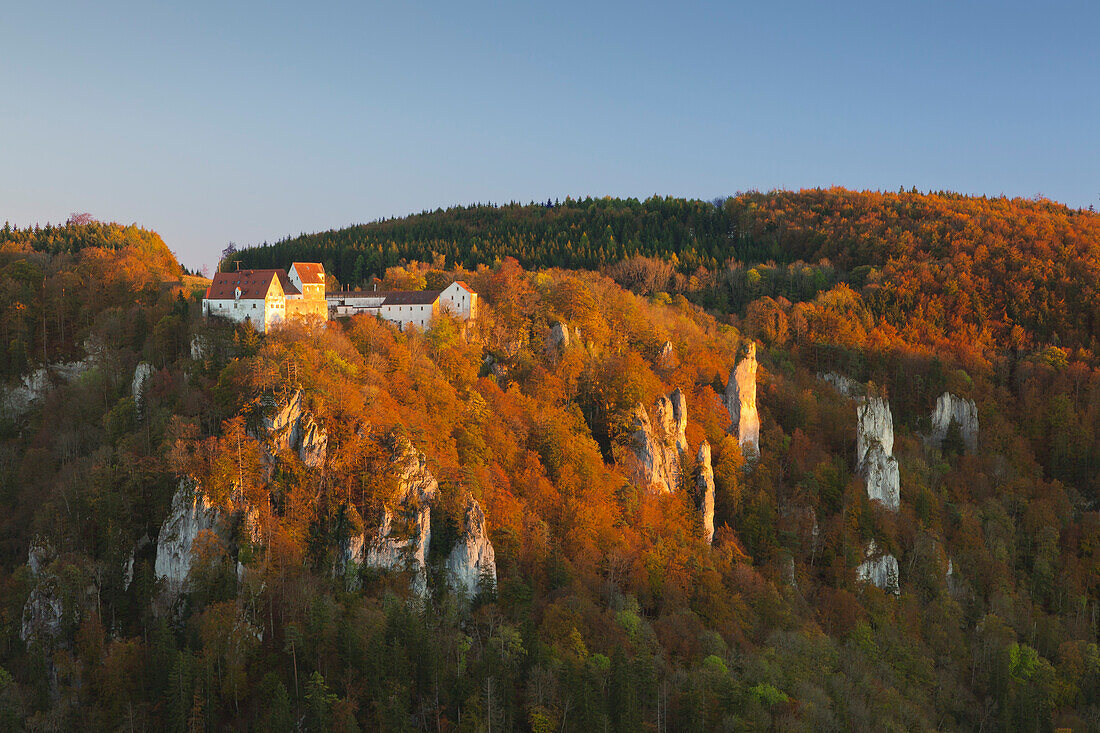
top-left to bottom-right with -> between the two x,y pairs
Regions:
2,359 -> 94,421
132,362 -> 153,415
20,541 -> 65,647
630,388 -> 688,493
856,396 -> 900,512
446,495 -> 497,597
659,340 -> 675,366
725,343 -> 760,460
154,480 -> 221,594
930,392 -> 979,453
356,441 -> 439,595
819,371 -> 861,398
697,440 -> 715,545
547,321 -> 570,352
856,540 -> 899,595
264,390 -> 328,468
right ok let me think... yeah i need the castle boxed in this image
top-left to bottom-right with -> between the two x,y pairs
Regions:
327,281 -> 477,330
203,262 -> 477,332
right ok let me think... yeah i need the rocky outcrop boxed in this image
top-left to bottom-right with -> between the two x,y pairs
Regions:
446,495 -> 497,597
355,442 -> 439,595
547,322 -> 570,351
856,540 -> 899,595
21,541 -> 63,646
154,480 -> 220,594
265,390 -> 327,468
930,393 -> 978,453
190,334 -> 212,361
132,362 -> 153,415
856,396 -> 900,512
659,340 -> 675,365
819,372 -> 861,398
946,558 -> 964,597
2,359 -> 93,421
697,441 -> 715,545
630,389 -> 688,494
726,343 -> 760,460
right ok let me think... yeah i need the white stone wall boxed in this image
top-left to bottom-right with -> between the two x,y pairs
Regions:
439,282 -> 477,319
380,302 -> 437,330
203,297 -> 270,331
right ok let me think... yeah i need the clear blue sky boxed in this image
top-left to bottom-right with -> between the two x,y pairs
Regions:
3,1 -> 1097,271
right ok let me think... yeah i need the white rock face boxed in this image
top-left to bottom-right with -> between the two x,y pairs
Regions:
132,362 -> 153,414
357,442 -> 439,595
20,541 -> 63,646
547,322 -> 570,351
819,372 -> 861,398
726,343 -> 760,460
946,558 -> 963,597
930,392 -> 978,453
857,540 -> 899,595
154,480 -> 220,593
2,359 -> 92,421
856,396 -> 900,512
697,440 -> 715,545
447,495 -> 497,597
659,340 -> 675,364
856,396 -> 894,461
265,390 -> 328,468
630,389 -> 688,494
190,335 -> 209,361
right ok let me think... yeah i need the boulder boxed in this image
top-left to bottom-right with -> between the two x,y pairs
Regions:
930,392 -> 979,453
697,441 -> 715,545
630,389 -> 688,494
446,495 -> 497,597
726,343 -> 760,460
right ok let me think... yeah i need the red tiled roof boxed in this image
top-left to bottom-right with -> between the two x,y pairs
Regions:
291,262 -> 325,285
205,270 -> 286,300
453,280 -> 474,293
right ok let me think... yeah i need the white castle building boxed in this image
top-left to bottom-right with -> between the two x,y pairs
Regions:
327,280 -> 478,330
202,263 -> 328,332
204,263 -> 478,333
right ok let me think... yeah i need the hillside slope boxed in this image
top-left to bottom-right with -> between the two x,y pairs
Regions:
0,215 -> 1098,730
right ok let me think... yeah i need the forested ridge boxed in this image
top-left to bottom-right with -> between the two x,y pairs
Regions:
232,188 -> 1100,351
0,197 -> 1098,730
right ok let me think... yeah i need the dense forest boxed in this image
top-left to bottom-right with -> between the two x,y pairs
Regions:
1,192 -> 1099,731
231,189 -> 1100,352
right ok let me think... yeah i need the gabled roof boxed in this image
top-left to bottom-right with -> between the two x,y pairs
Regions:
205,269 -> 287,300
291,262 -> 325,285
382,290 -> 441,306
452,280 -> 475,294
